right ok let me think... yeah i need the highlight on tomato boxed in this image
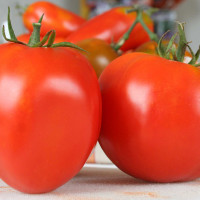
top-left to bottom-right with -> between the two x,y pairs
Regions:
23,1 -> 86,37
99,22 -> 200,183
0,8 -> 101,194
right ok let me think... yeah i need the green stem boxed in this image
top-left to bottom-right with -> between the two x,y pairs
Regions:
3,7 -> 86,52
113,19 -> 138,51
7,7 -> 17,40
38,14 -> 44,23
165,32 -> 177,59
28,23 -> 41,47
2,7 -> 26,45
139,18 -> 158,42
50,42 -> 88,52
32,30 -> 52,47
157,30 -> 177,60
113,7 -> 158,51
157,31 -> 169,58
156,22 -> 200,67
47,30 -> 56,47
176,23 -> 187,62
2,25 -> 26,45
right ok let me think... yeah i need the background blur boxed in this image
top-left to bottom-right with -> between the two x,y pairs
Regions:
0,0 -> 199,51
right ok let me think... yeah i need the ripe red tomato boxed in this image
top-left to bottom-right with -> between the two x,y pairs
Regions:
67,6 -> 153,51
0,43 -> 101,193
23,1 -> 86,37
99,52 -> 200,182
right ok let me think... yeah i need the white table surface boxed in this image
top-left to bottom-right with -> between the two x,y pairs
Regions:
1,164 -> 200,200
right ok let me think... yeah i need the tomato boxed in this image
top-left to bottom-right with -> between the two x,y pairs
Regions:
17,33 -> 67,43
76,38 -> 119,77
151,0 -> 184,8
99,52 -> 200,182
67,6 -> 153,51
0,42 -> 101,193
23,1 -> 86,37
133,40 -> 159,55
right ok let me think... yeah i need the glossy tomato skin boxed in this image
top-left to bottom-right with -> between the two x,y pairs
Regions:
0,43 -> 101,193
99,52 -> 200,182
23,1 -> 86,37
77,38 -> 119,77
67,7 -> 153,51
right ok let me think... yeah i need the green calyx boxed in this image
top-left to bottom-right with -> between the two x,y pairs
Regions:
113,5 -> 159,52
156,22 -> 200,67
3,7 -> 86,52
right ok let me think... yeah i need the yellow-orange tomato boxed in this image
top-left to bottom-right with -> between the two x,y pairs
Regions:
77,38 -> 119,78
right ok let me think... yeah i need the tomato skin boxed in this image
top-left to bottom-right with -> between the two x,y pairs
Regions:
23,1 -> 86,37
76,38 -> 119,77
67,7 -> 153,51
0,43 -> 101,193
99,52 -> 200,182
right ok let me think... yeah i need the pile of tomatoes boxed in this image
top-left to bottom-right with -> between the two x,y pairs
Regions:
0,0 -> 200,195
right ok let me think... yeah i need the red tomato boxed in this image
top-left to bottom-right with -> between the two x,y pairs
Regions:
99,52 -> 200,182
67,7 -> 153,51
23,1 -> 86,37
0,43 -> 101,193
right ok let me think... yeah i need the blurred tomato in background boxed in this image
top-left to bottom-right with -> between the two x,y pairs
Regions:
81,0 -> 185,40
152,0 -> 184,8
81,0 -> 185,19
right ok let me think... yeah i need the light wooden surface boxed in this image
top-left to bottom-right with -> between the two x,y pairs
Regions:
1,164 -> 200,200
